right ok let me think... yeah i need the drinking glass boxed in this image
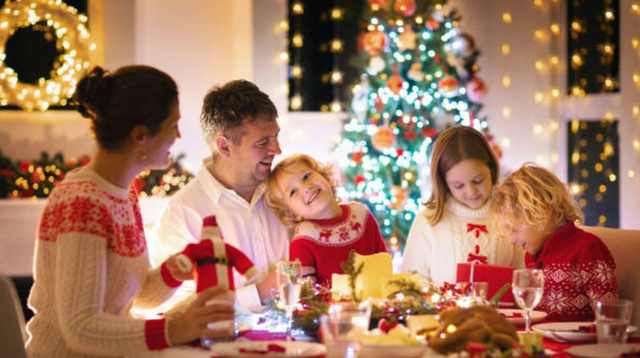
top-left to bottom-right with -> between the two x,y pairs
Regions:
200,291 -> 237,347
471,282 -> 489,304
512,269 -> 545,332
320,301 -> 372,358
277,260 -> 303,341
595,299 -> 633,344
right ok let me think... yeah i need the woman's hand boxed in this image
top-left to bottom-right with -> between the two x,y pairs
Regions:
166,286 -> 235,346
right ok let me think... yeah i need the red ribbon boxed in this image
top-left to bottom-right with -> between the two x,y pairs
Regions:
467,223 -> 488,238
467,253 -> 488,264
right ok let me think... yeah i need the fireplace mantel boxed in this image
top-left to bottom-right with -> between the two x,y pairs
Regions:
0,197 -> 169,276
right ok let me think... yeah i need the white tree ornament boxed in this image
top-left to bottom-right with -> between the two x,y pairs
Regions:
0,0 -> 94,111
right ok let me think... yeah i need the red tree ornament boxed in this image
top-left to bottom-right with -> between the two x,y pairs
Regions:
352,151 -> 364,164
422,126 -> 438,138
465,76 -> 487,103
371,126 -> 397,151
363,30 -> 387,56
438,75 -> 459,97
394,0 -> 416,16
404,131 -> 416,141
426,17 -> 440,31
369,0 -> 389,7
387,70 -> 404,94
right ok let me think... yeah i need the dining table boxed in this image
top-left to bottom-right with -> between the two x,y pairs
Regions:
131,309 -> 640,358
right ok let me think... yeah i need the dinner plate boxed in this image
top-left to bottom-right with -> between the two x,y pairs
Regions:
498,309 -> 548,326
532,322 -> 638,343
209,341 -> 326,357
566,343 -> 640,358
360,343 -> 430,358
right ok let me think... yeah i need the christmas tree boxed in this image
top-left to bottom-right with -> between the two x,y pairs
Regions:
334,0 -> 492,253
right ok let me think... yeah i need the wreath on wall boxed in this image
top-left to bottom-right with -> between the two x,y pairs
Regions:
0,0 -> 94,111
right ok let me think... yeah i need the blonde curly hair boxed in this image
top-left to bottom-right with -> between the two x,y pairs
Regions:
491,163 -> 583,234
264,154 -> 338,228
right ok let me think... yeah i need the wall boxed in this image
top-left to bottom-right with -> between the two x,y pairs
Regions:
134,0 -> 254,169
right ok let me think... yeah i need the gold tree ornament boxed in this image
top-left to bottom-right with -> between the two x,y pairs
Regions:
0,0 -> 95,111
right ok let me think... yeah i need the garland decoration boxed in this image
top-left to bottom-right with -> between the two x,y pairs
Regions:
133,153 -> 194,198
0,0 -> 95,111
0,150 -> 193,198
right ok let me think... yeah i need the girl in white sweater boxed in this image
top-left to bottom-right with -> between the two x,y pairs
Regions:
401,126 -> 520,285
26,66 -> 234,358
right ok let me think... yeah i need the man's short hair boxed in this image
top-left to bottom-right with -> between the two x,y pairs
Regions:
200,80 -> 278,145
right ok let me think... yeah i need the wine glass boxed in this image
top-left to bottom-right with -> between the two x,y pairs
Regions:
512,269 -> 545,332
277,260 -> 303,341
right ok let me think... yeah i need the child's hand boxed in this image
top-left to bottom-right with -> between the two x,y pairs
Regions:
166,253 -> 194,281
301,265 -> 317,284
257,267 -> 279,302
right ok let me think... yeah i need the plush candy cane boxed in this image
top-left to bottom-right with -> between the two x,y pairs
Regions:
176,216 -> 258,293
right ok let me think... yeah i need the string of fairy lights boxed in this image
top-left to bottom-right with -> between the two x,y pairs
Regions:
567,0 -> 619,226
285,1 -> 345,112
288,1 -> 303,111
530,0 -> 561,170
631,3 -> 640,180
497,7 -> 513,157
329,4 -> 344,113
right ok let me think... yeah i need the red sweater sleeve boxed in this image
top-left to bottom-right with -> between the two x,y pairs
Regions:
290,238 -> 316,268
366,210 -> 389,253
144,319 -> 169,350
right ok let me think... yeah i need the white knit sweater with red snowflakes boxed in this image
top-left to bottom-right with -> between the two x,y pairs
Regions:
26,169 -> 182,358
525,221 -> 618,321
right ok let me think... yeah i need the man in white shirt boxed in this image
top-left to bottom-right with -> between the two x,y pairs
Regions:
151,80 -> 290,309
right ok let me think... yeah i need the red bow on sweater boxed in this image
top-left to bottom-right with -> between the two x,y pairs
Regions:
467,253 -> 488,264
467,223 -> 488,238
467,244 -> 488,264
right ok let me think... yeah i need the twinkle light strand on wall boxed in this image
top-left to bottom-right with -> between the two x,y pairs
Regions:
275,15 -> 290,99
532,0 -> 561,169
328,4 -> 344,113
499,6 -> 513,152
631,2 -> 640,180
289,1 -> 304,110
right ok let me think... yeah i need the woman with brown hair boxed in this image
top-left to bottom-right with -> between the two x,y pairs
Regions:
26,65 -> 234,358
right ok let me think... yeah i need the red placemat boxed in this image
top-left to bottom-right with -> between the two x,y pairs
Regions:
239,329 -> 287,341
